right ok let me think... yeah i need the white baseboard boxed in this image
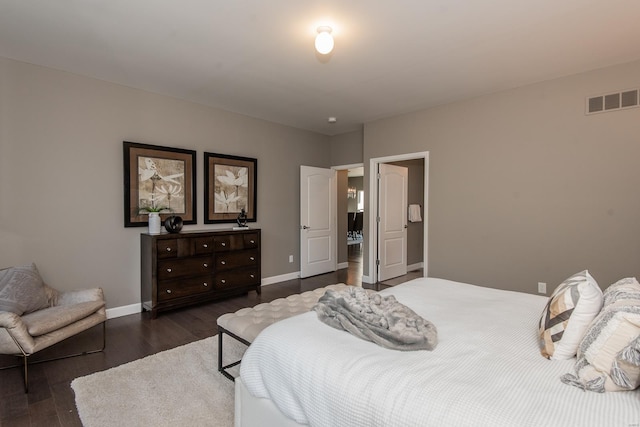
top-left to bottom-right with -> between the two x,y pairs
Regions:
337,262 -> 348,270
407,262 -> 424,272
260,271 -> 300,286
106,303 -> 141,319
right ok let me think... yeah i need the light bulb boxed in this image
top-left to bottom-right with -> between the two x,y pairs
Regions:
315,26 -> 334,55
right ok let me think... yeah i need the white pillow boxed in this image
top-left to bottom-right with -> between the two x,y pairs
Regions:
539,270 -> 603,360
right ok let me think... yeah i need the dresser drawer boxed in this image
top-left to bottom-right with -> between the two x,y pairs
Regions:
194,237 -> 214,255
157,256 -> 212,280
156,240 -> 178,259
215,249 -> 259,271
243,233 -> 259,248
157,276 -> 213,301
215,267 -> 260,289
213,235 -> 232,251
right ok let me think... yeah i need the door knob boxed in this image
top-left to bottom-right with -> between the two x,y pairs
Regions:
301,225 -> 310,229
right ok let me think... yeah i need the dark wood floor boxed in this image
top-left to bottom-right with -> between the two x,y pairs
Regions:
0,246 -> 421,426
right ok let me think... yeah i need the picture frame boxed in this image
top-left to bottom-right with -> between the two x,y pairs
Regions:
123,141 -> 197,227
204,152 -> 257,224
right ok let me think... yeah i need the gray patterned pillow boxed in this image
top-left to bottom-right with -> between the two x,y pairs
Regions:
561,278 -> 640,392
0,263 -> 50,315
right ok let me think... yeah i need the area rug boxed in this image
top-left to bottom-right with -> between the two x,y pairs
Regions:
71,335 -> 246,427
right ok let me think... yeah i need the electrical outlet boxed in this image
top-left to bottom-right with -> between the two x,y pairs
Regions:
289,255 -> 294,263
538,282 -> 547,294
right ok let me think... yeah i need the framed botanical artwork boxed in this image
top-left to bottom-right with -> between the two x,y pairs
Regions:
204,152 -> 257,224
123,141 -> 197,227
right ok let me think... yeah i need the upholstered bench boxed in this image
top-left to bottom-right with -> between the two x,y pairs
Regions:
217,283 -> 351,381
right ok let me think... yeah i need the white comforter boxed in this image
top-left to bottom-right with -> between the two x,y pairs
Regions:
239,278 -> 640,427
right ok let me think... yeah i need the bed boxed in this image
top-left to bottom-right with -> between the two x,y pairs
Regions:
236,277 -> 640,427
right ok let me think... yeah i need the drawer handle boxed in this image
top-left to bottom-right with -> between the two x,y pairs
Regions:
249,256 -> 255,261
203,282 -> 208,287
221,279 -> 226,284
166,289 -> 172,294
221,242 -> 226,247
250,240 -> 255,244
203,263 -> 208,268
166,247 -> 172,252
203,244 -> 208,248
166,268 -> 172,273
250,274 -> 255,278
220,260 -> 226,265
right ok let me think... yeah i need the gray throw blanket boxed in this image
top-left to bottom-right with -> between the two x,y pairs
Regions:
313,287 -> 437,351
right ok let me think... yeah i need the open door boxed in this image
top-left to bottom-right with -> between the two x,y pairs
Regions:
300,166 -> 337,278
377,163 -> 408,281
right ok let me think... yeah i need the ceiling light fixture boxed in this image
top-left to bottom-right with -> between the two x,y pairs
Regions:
315,26 -> 334,55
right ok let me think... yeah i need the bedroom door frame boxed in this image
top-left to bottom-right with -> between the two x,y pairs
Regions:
368,151 -> 429,284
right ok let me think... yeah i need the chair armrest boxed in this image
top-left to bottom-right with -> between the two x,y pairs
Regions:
56,288 -> 105,306
0,311 -> 22,329
0,311 -> 35,354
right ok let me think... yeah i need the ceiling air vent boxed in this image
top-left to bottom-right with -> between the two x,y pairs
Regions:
586,88 -> 639,115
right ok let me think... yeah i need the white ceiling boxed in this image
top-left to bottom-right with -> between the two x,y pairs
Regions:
1,1 -> 640,136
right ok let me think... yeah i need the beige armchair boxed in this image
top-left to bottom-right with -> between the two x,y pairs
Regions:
0,265 -> 106,393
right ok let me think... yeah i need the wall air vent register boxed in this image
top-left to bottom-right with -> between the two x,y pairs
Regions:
586,88 -> 639,115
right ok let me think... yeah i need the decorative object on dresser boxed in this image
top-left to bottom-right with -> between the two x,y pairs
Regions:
234,208 -> 248,230
147,211 -> 162,234
164,215 -> 183,233
204,152 -> 257,224
123,141 -> 197,228
141,229 -> 261,318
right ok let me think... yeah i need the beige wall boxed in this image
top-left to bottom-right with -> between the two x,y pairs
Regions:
0,57 -> 330,309
4,54 -> 637,305
364,59 -> 640,293
330,129 -> 363,166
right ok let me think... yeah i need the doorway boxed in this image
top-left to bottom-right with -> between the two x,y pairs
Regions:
368,152 -> 429,284
346,166 -> 364,275
332,163 -> 364,277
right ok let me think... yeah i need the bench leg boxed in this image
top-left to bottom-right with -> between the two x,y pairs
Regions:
217,326 -> 251,382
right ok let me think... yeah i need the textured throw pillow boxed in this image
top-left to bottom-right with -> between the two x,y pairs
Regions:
603,277 -> 640,307
539,270 -> 603,360
561,280 -> 640,392
0,263 -> 50,315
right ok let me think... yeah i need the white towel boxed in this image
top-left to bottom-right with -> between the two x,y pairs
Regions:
408,204 -> 422,222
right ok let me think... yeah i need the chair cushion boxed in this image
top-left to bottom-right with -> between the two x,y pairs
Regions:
0,263 -> 50,315
21,300 -> 105,336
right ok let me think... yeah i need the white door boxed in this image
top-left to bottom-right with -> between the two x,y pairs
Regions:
300,166 -> 337,278
377,163 -> 408,281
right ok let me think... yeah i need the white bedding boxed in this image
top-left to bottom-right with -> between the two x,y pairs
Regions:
239,278 -> 640,427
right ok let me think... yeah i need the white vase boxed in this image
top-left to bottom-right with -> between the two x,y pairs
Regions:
148,212 -> 161,235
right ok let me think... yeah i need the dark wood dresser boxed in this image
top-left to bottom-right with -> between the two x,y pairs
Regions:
141,229 -> 261,317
